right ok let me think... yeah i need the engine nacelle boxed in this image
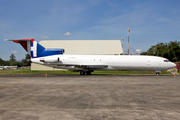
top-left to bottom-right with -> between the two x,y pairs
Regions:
40,57 -> 60,63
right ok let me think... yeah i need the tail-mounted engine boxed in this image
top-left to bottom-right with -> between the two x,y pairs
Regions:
40,57 -> 60,63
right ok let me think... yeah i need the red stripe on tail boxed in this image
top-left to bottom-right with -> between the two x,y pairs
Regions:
12,38 -> 35,52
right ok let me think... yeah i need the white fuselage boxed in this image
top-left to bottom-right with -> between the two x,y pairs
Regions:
31,55 -> 176,71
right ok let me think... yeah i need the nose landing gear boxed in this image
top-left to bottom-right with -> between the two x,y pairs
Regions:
156,72 -> 160,76
155,71 -> 161,76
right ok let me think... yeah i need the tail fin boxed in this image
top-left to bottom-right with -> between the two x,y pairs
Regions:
6,38 -> 64,58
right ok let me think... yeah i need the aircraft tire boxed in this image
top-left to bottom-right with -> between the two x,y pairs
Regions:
156,72 -> 160,76
86,71 -> 91,75
80,71 -> 85,75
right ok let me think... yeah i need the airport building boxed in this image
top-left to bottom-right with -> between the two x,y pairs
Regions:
31,40 -> 123,70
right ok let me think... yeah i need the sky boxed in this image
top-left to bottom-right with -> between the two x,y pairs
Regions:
0,0 -> 180,60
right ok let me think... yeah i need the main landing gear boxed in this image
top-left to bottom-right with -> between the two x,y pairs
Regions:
80,70 -> 92,75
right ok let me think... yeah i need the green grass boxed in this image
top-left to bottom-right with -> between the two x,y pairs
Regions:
0,68 -> 172,75
0,69 -> 78,75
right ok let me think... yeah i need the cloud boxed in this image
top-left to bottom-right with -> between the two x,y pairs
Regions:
64,32 -> 72,36
39,36 -> 51,39
136,49 -> 141,53
12,51 -> 18,54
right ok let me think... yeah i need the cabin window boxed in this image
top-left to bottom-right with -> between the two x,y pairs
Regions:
164,60 -> 169,62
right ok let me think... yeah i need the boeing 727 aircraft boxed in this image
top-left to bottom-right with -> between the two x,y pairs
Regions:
6,38 -> 176,75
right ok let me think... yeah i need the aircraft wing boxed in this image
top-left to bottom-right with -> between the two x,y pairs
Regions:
57,63 -> 108,69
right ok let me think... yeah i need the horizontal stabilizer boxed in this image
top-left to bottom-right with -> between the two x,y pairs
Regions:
5,39 -> 31,41
4,38 -> 35,43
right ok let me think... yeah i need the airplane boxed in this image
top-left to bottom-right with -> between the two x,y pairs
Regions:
6,38 -> 176,75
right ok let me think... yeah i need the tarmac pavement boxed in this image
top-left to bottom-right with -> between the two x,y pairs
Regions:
0,74 -> 180,120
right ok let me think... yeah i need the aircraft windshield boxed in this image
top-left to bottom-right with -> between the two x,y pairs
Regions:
164,59 -> 169,62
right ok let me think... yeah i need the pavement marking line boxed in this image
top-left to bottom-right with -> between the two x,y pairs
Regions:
0,80 -> 25,87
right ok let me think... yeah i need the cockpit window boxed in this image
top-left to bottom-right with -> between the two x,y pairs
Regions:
164,60 -> 169,62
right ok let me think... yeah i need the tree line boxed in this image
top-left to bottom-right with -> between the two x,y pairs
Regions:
0,54 -> 31,66
140,41 -> 180,62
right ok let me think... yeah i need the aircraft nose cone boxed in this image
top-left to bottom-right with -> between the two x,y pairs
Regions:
171,62 -> 176,68
173,63 -> 176,68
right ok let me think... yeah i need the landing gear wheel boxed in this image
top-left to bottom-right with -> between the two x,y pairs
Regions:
80,71 -> 85,75
156,72 -> 160,76
86,71 -> 91,75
